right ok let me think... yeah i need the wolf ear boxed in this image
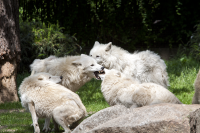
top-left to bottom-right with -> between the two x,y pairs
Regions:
81,54 -> 88,58
114,71 -> 121,77
72,60 -> 82,66
105,42 -> 112,51
94,41 -> 100,46
38,75 -> 44,80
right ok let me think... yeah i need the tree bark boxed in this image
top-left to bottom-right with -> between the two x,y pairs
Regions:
0,0 -> 21,103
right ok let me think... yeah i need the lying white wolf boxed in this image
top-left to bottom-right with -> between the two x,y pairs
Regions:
30,54 -> 104,92
19,73 -> 87,133
96,69 -> 181,108
90,41 -> 169,88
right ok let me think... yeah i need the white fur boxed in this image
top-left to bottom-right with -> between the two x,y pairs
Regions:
18,73 -> 87,133
30,54 -> 104,92
90,41 -> 169,88
192,70 -> 200,104
30,55 -> 57,75
99,69 -> 181,108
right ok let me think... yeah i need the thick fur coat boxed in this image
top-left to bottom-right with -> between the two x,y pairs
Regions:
19,73 -> 87,133
30,54 -> 104,92
192,70 -> 200,104
99,69 -> 181,108
90,41 -> 169,88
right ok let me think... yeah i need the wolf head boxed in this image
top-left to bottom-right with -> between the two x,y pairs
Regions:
89,41 -> 112,67
97,68 -> 140,85
97,68 -> 121,81
72,54 -> 104,78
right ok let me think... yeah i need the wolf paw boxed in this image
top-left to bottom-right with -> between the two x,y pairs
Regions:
34,125 -> 40,133
42,127 -> 51,132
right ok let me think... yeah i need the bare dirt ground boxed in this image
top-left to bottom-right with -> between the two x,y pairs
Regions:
0,109 -> 26,114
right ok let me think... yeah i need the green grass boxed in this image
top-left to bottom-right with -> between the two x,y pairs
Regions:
76,79 -> 109,112
166,56 -> 200,104
0,111 -> 60,133
0,56 -> 199,132
0,111 -> 33,133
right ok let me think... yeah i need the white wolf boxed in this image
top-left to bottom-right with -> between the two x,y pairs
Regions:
30,54 -> 104,92
90,41 -> 169,88
96,69 -> 181,108
18,73 -> 87,133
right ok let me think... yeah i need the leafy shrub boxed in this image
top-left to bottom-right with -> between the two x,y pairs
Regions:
32,22 -> 82,58
19,20 -> 82,72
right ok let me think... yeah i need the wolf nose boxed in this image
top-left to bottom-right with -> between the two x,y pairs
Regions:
60,76 -> 63,79
101,66 -> 104,70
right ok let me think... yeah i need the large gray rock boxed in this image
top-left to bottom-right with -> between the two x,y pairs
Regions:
73,103 -> 200,133
190,107 -> 200,133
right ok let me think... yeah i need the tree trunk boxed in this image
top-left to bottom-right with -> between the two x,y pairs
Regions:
0,0 -> 21,103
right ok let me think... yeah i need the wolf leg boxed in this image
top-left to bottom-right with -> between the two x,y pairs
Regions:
42,117 -> 51,132
53,106 -> 71,133
28,102 -> 40,133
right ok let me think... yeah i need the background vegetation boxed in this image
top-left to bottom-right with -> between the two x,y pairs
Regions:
19,19 -> 82,71
19,0 -> 200,50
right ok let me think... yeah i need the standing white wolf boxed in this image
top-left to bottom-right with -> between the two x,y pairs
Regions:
90,41 -> 169,88
30,54 -> 104,92
19,73 -> 87,133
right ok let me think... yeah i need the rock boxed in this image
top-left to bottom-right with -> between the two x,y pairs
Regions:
72,103 -> 200,133
190,107 -> 200,133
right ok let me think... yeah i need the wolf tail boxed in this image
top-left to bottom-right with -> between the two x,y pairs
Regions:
30,59 -> 44,75
30,55 -> 57,75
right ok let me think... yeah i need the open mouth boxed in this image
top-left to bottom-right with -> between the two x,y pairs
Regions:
94,70 -> 105,80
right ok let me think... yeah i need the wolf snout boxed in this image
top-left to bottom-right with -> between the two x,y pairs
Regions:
101,66 -> 104,70
60,76 -> 63,79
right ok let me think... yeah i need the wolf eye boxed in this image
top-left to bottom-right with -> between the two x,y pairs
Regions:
49,77 -> 51,79
91,64 -> 94,66
96,55 -> 99,57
